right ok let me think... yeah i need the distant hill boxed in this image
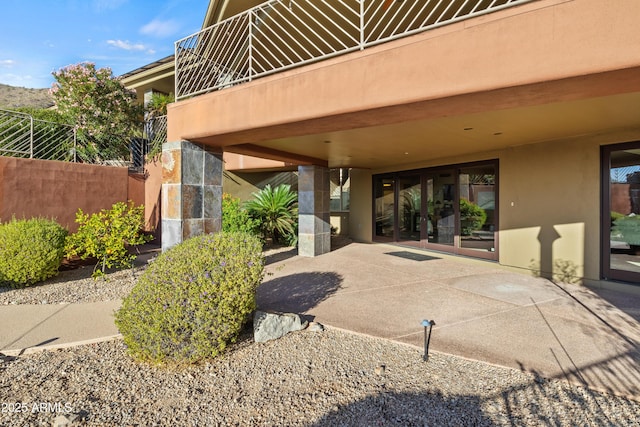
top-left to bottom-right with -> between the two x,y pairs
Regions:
0,83 -> 53,109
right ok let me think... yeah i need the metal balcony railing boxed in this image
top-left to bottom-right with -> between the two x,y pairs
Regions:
175,0 -> 535,100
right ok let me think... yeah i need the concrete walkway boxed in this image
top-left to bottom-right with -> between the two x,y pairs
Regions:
1,241 -> 639,400
258,242 -> 640,399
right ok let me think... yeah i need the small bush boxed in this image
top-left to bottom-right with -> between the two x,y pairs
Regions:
0,218 -> 68,288
115,232 -> 265,364
459,199 -> 487,236
222,193 -> 260,235
65,201 -> 152,278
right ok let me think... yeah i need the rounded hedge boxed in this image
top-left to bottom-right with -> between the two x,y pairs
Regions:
115,231 -> 265,364
0,218 -> 68,288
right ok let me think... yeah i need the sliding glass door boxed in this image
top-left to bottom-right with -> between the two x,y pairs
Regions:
373,160 -> 498,260
602,143 -> 640,283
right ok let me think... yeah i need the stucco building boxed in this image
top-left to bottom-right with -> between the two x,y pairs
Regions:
124,0 -> 640,287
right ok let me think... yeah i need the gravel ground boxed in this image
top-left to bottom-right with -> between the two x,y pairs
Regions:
1,329 -> 638,426
0,264 -> 146,306
1,244 -> 638,426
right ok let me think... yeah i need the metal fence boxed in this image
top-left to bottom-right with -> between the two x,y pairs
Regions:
0,109 -> 167,169
175,0 -> 535,100
0,109 -> 78,162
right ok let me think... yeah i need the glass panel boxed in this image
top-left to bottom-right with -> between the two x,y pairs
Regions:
341,168 -> 350,211
398,176 -> 421,241
459,166 -> 496,252
330,169 -> 341,211
609,149 -> 640,274
330,168 -> 351,211
375,177 -> 395,238
426,170 -> 455,245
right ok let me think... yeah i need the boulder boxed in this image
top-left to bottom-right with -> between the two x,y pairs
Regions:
253,311 -> 308,343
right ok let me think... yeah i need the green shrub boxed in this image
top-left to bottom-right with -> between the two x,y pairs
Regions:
115,231 -> 265,364
222,193 -> 260,235
613,214 -> 640,246
65,201 -> 152,278
459,199 -> 487,236
0,218 -> 68,288
245,184 -> 298,245
611,211 -> 625,227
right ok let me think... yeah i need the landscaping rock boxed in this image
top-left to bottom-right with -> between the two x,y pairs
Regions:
307,322 -> 325,332
52,414 -> 76,427
253,311 -> 308,343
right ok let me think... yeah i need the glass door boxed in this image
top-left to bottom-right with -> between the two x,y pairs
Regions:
458,165 -> 496,257
374,177 -> 395,240
425,170 -> 455,248
372,160 -> 498,261
398,175 -> 422,245
602,143 -> 640,283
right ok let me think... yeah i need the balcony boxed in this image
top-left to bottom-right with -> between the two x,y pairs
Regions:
175,0 -> 535,100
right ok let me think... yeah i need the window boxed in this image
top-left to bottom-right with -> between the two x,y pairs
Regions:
602,142 -> 640,283
330,168 -> 350,212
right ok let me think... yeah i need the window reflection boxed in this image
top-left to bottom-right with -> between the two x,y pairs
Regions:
609,149 -> 640,275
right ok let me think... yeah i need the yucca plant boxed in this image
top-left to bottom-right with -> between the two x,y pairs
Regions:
245,184 -> 298,245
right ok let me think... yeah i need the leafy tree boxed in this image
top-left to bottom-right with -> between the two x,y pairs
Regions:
50,62 -> 143,162
245,184 -> 298,245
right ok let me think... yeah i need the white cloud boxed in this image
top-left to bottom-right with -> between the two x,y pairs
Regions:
107,40 -> 146,51
0,60 -> 15,67
140,19 -> 180,38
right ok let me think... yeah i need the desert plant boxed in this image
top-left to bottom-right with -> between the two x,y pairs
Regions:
222,193 -> 260,235
459,198 -> 487,236
115,232 -> 265,364
245,184 -> 298,245
0,218 -> 67,288
65,201 -> 152,278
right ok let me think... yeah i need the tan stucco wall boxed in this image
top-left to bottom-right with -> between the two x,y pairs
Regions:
0,158 -> 131,232
223,170 -> 299,201
349,168 -> 373,243
350,129 -> 640,283
498,139 -> 599,281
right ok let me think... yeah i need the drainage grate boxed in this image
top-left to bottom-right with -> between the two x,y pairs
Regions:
385,251 -> 439,262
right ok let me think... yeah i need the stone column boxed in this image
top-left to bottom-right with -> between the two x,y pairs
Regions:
298,165 -> 330,257
161,141 -> 222,251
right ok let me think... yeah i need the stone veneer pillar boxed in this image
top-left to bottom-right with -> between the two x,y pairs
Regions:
298,165 -> 330,257
161,141 -> 222,251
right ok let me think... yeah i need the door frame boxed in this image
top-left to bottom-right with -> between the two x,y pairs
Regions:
601,141 -> 640,283
372,159 -> 499,261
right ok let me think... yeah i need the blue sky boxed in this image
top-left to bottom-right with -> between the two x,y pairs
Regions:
0,0 -> 209,89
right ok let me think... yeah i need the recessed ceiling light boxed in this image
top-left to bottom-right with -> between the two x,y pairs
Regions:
404,152 -> 409,155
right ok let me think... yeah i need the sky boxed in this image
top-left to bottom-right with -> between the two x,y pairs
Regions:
0,0 -> 209,89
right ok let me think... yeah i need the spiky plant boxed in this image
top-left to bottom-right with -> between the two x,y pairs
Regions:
245,184 -> 298,245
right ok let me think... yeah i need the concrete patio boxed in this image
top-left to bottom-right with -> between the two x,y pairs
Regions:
258,241 -> 640,400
